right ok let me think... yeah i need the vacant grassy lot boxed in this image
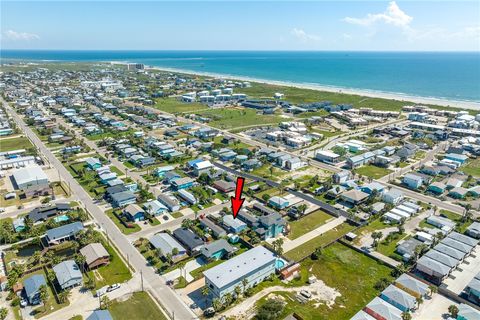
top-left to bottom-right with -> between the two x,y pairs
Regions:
241,82 -> 457,113
196,107 -> 284,130
105,209 -> 141,235
0,136 -> 33,152
288,210 -> 332,240
462,158 -> 480,178
109,291 -> 168,320
355,165 -> 392,179
285,223 -> 355,261
257,243 -> 394,320
153,98 -> 206,114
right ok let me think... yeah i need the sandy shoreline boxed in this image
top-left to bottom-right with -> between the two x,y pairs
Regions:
109,61 -> 480,111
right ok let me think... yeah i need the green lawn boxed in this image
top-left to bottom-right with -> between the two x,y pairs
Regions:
109,166 -> 124,176
376,234 -> 410,261
89,240 -> 132,289
105,209 -> 141,235
251,164 -> 289,181
439,209 -> 472,233
257,243 -> 394,320
288,210 -> 332,240
109,291 -> 168,320
462,158 -> 480,177
285,223 -> 355,261
171,211 -> 184,218
195,107 -> 284,130
153,97 -> 206,114
355,165 -> 392,179
0,136 -> 33,152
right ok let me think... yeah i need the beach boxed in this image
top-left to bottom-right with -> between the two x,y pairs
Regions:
111,62 -> 480,111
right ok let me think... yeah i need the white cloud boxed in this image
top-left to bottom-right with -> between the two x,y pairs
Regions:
343,1 -> 412,28
291,28 -> 321,42
3,30 -> 40,41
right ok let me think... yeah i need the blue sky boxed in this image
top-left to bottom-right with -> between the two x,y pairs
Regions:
1,1 -> 479,51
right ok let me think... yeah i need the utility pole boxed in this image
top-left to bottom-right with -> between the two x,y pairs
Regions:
141,270 -> 144,291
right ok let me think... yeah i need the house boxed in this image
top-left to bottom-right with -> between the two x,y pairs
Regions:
171,177 -> 194,190
268,196 -> 289,209
340,189 -> 369,205
157,194 -> 180,212
426,215 -> 455,232
85,157 -> 102,170
396,238 -> 423,260
80,243 -> 110,269
53,260 -> 83,290
110,191 -> 136,208
204,246 -> 276,299
27,203 -> 71,223
123,204 -> 145,222
457,303 -> 480,320
333,170 -> 352,184
351,311 -> 376,320
465,273 -> 480,305
285,157 -> 305,171
427,182 -> 446,195
424,250 -> 459,270
466,222 -> 480,239
394,274 -> 430,298
252,203 -> 277,216
222,215 -> 247,233
433,243 -> 466,262
23,274 -> 47,305
173,228 -> 204,252
143,200 -> 168,216
149,233 -> 187,262
200,217 -> 226,238
153,165 -> 174,177
86,310 -> 113,320
45,222 -> 84,246
363,297 -> 402,320
382,189 -> 404,205
416,255 -> 452,284
257,212 -> 286,239
360,182 -> 385,195
213,180 -> 236,193
13,218 -> 25,232
242,159 -> 262,171
449,187 -> 469,199
447,231 -> 478,248
200,239 -> 235,261
445,153 -> 468,164
380,284 -> 417,312
315,150 -> 341,164
191,160 -> 213,176
395,144 -> 418,160
403,173 -> 424,189
12,166 -> 50,197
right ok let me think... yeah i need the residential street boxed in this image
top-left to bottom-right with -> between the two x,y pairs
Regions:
3,98 -> 198,320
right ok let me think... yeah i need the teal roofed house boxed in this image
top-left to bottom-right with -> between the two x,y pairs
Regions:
427,182 -> 446,195
257,212 -> 286,240
85,157 -> 102,170
445,153 -> 468,164
200,239 -> 235,261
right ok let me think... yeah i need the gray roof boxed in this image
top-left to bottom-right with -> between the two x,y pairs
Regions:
173,228 -> 204,251
381,284 -> 417,310
23,274 -> 46,300
365,297 -> 402,320
199,218 -> 226,236
53,260 -> 82,287
204,245 -> 276,289
12,166 -> 49,187
86,310 -> 113,320
80,243 -> 109,266
351,311 -> 376,320
441,237 -> 473,254
458,303 -> 480,320
395,274 -> 429,296
149,233 -> 185,256
447,232 -> 479,247
425,250 -> 459,268
467,277 -> 480,294
259,212 -> 285,227
46,221 -> 84,241
223,214 -> 247,229
111,191 -> 136,203
200,239 -> 234,259
417,256 -> 452,276
433,243 -> 466,260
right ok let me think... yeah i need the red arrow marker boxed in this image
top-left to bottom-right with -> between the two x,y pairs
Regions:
231,177 -> 245,218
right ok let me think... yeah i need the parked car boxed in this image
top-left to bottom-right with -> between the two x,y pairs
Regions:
300,290 -> 311,299
20,298 -> 27,308
95,285 -> 109,297
0,208 -> 5,213
107,283 -> 120,292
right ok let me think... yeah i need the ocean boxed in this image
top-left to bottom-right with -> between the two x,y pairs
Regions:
1,50 -> 479,102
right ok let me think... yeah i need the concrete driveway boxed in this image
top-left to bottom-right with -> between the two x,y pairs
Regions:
164,257 -> 206,283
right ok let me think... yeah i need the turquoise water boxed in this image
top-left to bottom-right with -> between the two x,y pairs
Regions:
1,50 -> 479,102
54,214 -> 70,223
275,258 -> 286,270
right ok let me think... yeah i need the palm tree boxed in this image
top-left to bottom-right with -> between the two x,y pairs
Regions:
429,285 -> 438,297
448,305 -> 459,318
39,284 -> 48,311
201,286 -> 210,306
58,290 -> 71,304
0,307 -> 7,320
401,311 -> 412,320
241,278 -> 249,293
101,295 -> 111,310
75,254 -> 86,273
212,298 -> 222,312
234,285 -> 242,298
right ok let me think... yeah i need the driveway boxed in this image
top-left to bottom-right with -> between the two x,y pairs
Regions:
163,257 -> 206,283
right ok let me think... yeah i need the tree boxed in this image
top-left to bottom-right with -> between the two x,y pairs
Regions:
85,277 -> 96,290
39,284 -> 49,311
448,305 -> 459,318
374,278 -> 391,291
212,298 -> 222,312
311,247 -> 322,260
401,311 -> 412,320
223,292 -> 233,306
371,231 -> 383,248
255,299 -> 284,320
0,308 -> 7,320
429,285 -> 438,297
241,278 -> 249,293
272,238 -> 284,256
298,204 -> 307,216
100,295 -> 111,310
201,286 -> 210,306
234,285 -> 242,298
58,290 -> 71,304
74,254 -> 86,273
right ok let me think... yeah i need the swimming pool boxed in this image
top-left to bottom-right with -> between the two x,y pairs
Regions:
275,258 -> 286,270
54,215 -> 70,223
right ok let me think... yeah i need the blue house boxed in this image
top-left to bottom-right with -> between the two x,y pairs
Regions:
403,173 -> 423,189
427,182 -> 446,195
111,191 -> 137,207
87,310 -> 113,320
154,165 -> 174,177
23,274 -> 47,304
445,153 -> 468,164
85,157 -> 102,170
200,239 -> 235,261
171,177 -> 194,190
219,151 -> 237,161
360,182 -> 385,195
257,212 -> 286,239
380,284 -> 417,312
123,204 -> 145,222
223,214 -> 247,233
143,200 -> 168,215
268,196 -> 289,209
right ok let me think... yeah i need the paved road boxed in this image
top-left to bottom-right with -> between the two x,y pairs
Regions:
3,100 -> 197,320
